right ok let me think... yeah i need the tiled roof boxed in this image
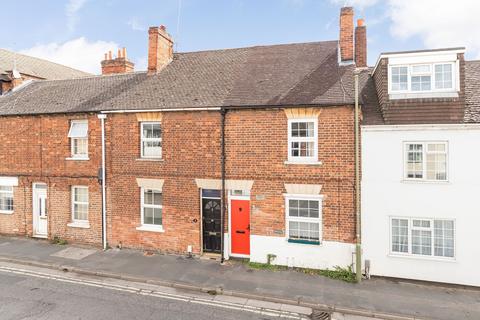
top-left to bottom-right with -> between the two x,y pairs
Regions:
464,60 -> 480,123
0,48 -> 91,80
0,41 -> 360,116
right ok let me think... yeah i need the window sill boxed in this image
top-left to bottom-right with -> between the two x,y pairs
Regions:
0,210 -> 13,215
401,179 -> 450,185
66,157 -> 90,161
284,160 -> 322,166
136,225 -> 164,233
67,222 -> 90,229
388,253 -> 456,263
287,239 -> 321,245
136,158 -> 164,162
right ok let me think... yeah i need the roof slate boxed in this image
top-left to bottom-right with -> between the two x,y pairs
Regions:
0,48 -> 91,80
464,60 -> 480,123
0,41 -> 359,116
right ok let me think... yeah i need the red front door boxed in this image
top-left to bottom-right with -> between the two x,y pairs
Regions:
231,199 -> 250,256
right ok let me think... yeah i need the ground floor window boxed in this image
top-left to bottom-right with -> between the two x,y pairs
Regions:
391,217 -> 455,258
0,186 -> 13,213
285,195 -> 323,244
72,186 -> 89,222
141,188 -> 163,227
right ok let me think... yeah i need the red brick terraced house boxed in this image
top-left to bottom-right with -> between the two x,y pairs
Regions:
0,8 -> 371,270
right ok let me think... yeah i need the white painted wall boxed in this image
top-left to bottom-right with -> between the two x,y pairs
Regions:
250,235 -> 354,270
361,124 -> 480,286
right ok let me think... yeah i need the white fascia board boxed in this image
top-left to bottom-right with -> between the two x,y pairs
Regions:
361,123 -> 480,132
372,48 -> 465,74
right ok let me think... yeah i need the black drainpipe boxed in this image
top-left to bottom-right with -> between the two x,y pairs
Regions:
220,107 -> 227,263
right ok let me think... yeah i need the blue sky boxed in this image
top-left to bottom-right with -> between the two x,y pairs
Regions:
1,0 -> 478,74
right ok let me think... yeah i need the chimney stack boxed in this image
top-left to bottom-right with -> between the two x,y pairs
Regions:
148,25 -> 174,74
339,7 -> 354,63
101,47 -> 134,75
355,19 -> 367,67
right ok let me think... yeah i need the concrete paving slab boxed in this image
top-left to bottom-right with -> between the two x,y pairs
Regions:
50,247 -> 97,260
213,295 -> 248,305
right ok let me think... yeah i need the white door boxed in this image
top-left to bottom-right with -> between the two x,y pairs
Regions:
33,183 -> 48,238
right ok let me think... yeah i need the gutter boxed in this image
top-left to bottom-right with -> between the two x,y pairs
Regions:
98,114 -> 108,250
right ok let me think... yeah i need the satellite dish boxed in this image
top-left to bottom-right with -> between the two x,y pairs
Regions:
12,69 -> 21,79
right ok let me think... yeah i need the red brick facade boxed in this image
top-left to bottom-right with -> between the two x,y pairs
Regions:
103,106 -> 356,255
0,114 -> 103,245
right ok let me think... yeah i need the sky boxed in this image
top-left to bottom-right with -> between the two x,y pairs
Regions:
1,0 -> 479,74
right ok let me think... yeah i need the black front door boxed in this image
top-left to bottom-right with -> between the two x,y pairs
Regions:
202,198 -> 221,253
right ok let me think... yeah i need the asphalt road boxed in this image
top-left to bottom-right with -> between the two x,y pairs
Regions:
0,269 -> 296,320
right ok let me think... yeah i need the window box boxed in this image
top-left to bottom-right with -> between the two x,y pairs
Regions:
287,239 -> 320,245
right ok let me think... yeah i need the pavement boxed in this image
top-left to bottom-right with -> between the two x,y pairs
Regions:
0,236 -> 479,320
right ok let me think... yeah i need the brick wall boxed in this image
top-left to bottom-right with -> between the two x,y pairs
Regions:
106,106 -> 356,254
0,113 -> 103,245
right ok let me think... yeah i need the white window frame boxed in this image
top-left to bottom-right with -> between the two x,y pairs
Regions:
139,187 -> 164,232
140,122 -> 162,159
71,186 -> 89,224
284,194 -> 323,245
403,141 -> 448,182
0,185 -> 14,214
389,217 -> 455,260
388,62 -> 457,94
287,118 -> 318,164
68,120 -> 89,159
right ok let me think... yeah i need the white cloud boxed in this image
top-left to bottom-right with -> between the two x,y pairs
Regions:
127,17 -> 146,31
330,0 -> 378,9
66,0 -> 88,31
20,37 -> 118,74
388,0 -> 480,58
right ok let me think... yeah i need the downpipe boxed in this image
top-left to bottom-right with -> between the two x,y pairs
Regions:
98,114 -> 107,251
354,74 -> 362,282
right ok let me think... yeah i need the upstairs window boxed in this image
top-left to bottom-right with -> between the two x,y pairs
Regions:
391,66 -> 408,91
68,120 -> 88,159
141,122 -> 162,158
288,119 -> 318,163
405,142 -> 447,181
389,62 -> 456,94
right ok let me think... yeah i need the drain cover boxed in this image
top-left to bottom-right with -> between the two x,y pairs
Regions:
310,310 -> 331,320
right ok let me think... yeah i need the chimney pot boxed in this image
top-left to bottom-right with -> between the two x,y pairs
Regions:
101,47 -> 134,75
357,19 -> 364,27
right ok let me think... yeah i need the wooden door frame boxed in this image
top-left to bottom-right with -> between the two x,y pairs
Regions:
32,182 -> 48,239
228,194 -> 251,258
200,189 -> 221,255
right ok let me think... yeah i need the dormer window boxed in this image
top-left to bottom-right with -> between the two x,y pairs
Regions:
389,62 -> 456,94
